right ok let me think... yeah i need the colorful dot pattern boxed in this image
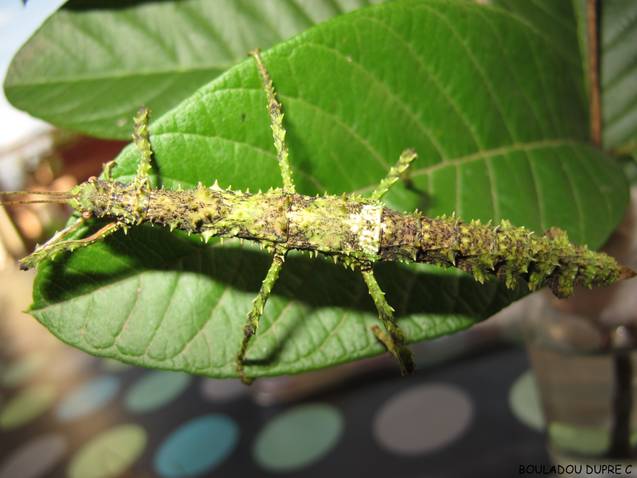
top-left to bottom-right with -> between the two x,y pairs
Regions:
56,376 -> 120,422
154,415 -> 238,477
253,404 -> 343,471
124,371 -> 190,413
0,384 -> 56,430
0,346 -> 550,477
0,434 -> 66,478
373,383 -> 473,454
67,424 -> 146,478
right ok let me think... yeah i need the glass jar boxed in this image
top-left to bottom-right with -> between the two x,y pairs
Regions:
526,297 -> 637,473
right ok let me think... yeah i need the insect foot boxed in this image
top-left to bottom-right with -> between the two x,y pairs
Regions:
362,267 -> 415,375
236,251 -> 286,384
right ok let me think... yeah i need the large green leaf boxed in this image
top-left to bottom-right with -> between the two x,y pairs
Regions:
527,0 -> 637,156
493,1 -> 589,118
4,0 -> 386,140
30,0 -> 628,377
600,0 -> 637,154
498,0 -> 637,172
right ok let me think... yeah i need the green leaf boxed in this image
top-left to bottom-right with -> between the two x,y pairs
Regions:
4,0 -> 386,140
497,0 -> 637,173
492,0 -> 588,118
601,0 -> 637,155
501,0 -> 637,156
30,0 -> 628,377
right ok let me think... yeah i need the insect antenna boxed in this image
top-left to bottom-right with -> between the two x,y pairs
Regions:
0,190 -> 72,206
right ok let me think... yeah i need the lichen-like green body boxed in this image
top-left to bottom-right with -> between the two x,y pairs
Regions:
10,51 -> 633,381
72,178 -> 626,298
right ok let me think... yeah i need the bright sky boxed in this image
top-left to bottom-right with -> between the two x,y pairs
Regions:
0,0 -> 67,149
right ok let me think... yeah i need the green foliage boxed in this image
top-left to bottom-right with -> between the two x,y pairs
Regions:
4,0 -> 385,139
5,0 -> 630,377
600,0 -> 637,155
499,0 -> 637,161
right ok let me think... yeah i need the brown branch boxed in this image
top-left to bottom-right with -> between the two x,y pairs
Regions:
587,0 -> 602,146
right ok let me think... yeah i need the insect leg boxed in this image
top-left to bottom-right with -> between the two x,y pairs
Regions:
102,160 -> 116,180
19,221 -> 124,270
236,250 -> 286,383
361,267 -> 414,375
249,49 -> 296,194
370,149 -> 418,201
132,106 -> 152,192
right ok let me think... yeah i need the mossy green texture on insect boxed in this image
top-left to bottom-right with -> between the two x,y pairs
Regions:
12,88 -> 633,380
5,0 -> 632,378
67,178 -> 629,301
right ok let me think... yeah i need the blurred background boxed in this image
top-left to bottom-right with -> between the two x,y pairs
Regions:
1,1 -> 636,477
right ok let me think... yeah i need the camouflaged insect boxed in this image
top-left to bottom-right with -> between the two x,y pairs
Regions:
1,50 -> 634,382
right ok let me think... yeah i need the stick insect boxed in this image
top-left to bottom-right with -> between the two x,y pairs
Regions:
1,50 -> 635,382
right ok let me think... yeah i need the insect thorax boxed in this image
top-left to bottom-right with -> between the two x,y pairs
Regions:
72,180 -> 148,224
83,182 -> 384,263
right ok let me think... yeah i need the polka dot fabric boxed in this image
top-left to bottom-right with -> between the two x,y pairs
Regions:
0,344 -> 550,477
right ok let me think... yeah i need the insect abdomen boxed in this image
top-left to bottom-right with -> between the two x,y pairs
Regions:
379,211 -> 625,298
138,184 -> 625,298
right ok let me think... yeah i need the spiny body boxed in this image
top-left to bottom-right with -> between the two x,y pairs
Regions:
72,177 -> 626,299
3,50 -> 633,382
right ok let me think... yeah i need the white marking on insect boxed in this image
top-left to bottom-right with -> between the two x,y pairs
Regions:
350,204 -> 383,255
